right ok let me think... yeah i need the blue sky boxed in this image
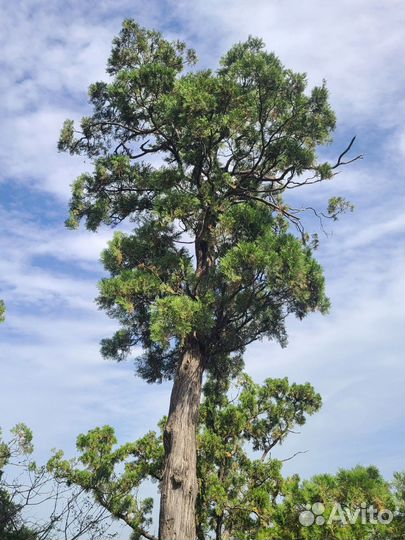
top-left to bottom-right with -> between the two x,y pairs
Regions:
0,0 -> 404,535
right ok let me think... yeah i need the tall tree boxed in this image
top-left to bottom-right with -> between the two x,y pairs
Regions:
0,300 -> 5,323
58,20 -> 360,539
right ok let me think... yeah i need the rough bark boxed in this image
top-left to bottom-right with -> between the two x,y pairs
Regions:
159,339 -> 204,540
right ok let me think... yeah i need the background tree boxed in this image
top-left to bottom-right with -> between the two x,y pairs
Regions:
391,471 -> 405,538
58,19 -> 360,539
270,465 -> 404,540
197,374 -> 321,540
0,425 -> 37,540
0,485 -> 37,539
0,424 -> 114,540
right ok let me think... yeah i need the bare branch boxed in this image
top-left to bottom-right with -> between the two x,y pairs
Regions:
281,449 -> 309,462
332,136 -> 363,169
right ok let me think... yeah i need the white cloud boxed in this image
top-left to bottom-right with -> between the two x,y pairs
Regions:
0,0 -> 166,198
169,0 -> 405,129
335,213 -> 404,250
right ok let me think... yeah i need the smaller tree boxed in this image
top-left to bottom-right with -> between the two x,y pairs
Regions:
0,300 -> 5,323
0,485 -> 37,540
391,471 -> 405,538
48,383 -> 404,540
271,465 -> 404,540
0,425 -> 37,540
48,373 -> 322,540
0,424 -> 115,540
197,374 -> 321,539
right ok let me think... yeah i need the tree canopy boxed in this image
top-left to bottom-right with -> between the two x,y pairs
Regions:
271,465 -> 404,540
58,20 -> 358,384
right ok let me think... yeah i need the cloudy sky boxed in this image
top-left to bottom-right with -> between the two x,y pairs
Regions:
0,0 -> 404,534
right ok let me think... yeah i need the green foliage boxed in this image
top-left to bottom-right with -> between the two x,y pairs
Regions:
197,373 -> 321,539
327,196 -> 354,221
151,295 -> 213,346
58,20 -> 358,383
9,424 -> 33,455
0,300 -> 5,323
48,425 -> 163,539
0,423 -> 33,470
0,425 -> 37,539
1,425 -> 115,539
271,465 -> 404,540
47,371 -> 403,540
391,471 -> 405,538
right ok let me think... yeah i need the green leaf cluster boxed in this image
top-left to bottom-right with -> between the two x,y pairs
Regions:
46,372 -> 404,540
196,373 -> 321,539
327,196 -> 354,221
271,466 -> 404,540
0,425 -> 37,540
48,425 -> 163,539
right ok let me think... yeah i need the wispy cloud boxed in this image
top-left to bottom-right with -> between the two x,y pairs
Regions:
169,0 -> 405,126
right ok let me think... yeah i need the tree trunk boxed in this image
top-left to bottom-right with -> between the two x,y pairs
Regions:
159,339 -> 204,540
